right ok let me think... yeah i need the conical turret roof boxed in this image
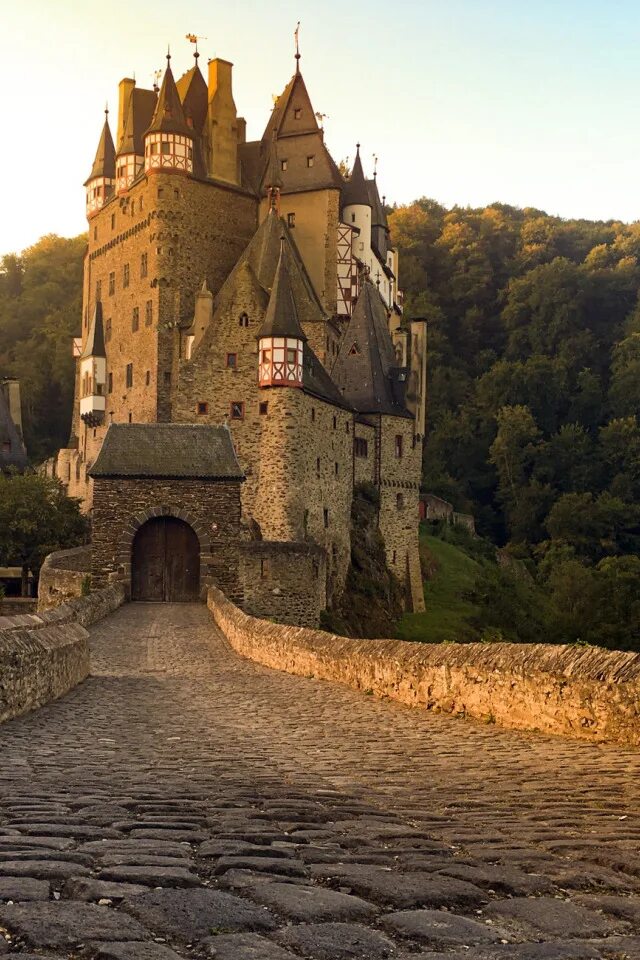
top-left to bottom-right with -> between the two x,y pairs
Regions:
81,301 -> 107,359
85,114 -> 115,184
117,87 -> 157,156
146,57 -> 192,138
257,243 -> 307,342
342,146 -> 371,208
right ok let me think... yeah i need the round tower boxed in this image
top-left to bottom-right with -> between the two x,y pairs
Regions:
144,52 -> 194,176
84,108 -> 116,218
257,236 -> 306,389
342,144 -> 372,270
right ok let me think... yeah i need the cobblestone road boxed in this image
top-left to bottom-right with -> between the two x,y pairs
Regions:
0,603 -> 639,959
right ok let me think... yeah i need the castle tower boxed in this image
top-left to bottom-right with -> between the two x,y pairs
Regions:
115,83 -> 156,194
84,110 -> 115,218
257,241 -> 307,388
79,301 -> 107,427
144,53 -> 194,176
207,58 -> 240,184
342,145 -> 372,270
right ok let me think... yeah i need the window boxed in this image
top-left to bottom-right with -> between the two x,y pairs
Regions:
123,264 -> 129,289
311,407 -> 315,422
286,347 -> 297,365
307,155 -> 314,168
107,372 -> 113,394
334,462 -> 339,476
239,312 -> 249,328
259,401 -> 268,415
230,401 -> 244,420
323,508 -> 329,528
393,550 -> 397,564
157,186 -> 163,197
281,159 -> 288,171
351,213 -> 356,224
197,401 -> 209,415
287,212 -> 296,228
316,457 -> 321,478
126,363 -> 133,388
141,252 -> 148,278
226,353 -> 237,369
145,300 -> 153,325
294,108 -> 302,120
261,348 -> 271,364
260,558 -> 269,579
139,196 -> 144,211
145,370 -> 150,386
96,279 -> 102,301
132,307 -> 139,332
131,201 -> 135,215
105,317 -> 112,342
396,493 -> 404,510
128,412 -> 132,423
355,437 -> 368,458
332,415 -> 337,430
312,560 -> 319,579
161,141 -> 171,155
93,226 -> 97,241
108,271 -> 115,296
346,421 -> 350,434
174,188 -> 179,199
395,434 -> 403,459
164,371 -> 171,385
111,213 -> 116,230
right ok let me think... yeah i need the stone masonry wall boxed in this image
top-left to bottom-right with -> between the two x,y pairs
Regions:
239,541 -> 327,627
38,546 -> 92,612
208,585 -> 640,747
0,582 -> 125,725
91,477 -> 243,601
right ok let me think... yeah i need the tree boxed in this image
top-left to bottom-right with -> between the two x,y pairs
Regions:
0,473 -> 87,594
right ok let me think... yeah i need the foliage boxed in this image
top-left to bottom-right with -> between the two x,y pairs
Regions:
390,199 -> 640,650
0,472 -> 87,593
0,234 -> 86,461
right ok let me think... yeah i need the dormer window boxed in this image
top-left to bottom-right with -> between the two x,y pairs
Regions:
294,108 -> 302,119
281,159 -> 288,171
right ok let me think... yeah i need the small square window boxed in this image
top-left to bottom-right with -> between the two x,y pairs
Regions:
226,353 -> 237,369
259,401 -> 268,415
307,155 -> 314,168
230,401 -> 244,420
294,108 -> 302,119
287,212 -> 295,228
281,159 -> 288,171
197,401 -> 209,415
161,141 -> 171,155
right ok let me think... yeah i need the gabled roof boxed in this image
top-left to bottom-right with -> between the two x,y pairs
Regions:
256,244 -> 307,341
117,87 -> 157,156
89,424 -> 244,479
85,114 -> 116,184
146,59 -> 192,138
0,386 -> 27,472
262,71 -> 319,142
342,147 -> 371,208
332,281 -> 411,418
81,302 -> 106,360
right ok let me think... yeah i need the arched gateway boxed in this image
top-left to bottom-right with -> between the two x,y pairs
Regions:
131,516 -> 200,602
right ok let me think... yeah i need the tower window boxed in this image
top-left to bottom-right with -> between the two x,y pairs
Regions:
335,462 -> 339,476
260,558 -> 269,579
131,201 -> 135,215
93,226 -> 97,241
287,212 -> 295,228
108,272 -> 115,296
323,508 -> 329,528
141,252 -> 148,278
239,312 -> 249,328
311,407 -> 315,422
123,263 -> 130,288
145,300 -> 153,325
226,353 -> 237,369
294,108 -> 302,119
281,159 -> 288,171
164,371 -> 172,385
126,363 -> 133,388
111,213 -> 116,230
316,457 -> 321,478
259,401 -> 268,415
355,437 -> 368,458
197,401 -> 209,415
145,370 -> 150,386
307,155 -> 314,167
351,213 -> 356,223
105,317 -> 112,342
230,401 -> 244,420
333,415 -> 337,430
96,280 -> 102,301
395,434 -> 403,459
132,307 -> 139,332
396,493 -> 404,510
346,421 -> 350,434
128,412 -> 132,423
107,372 -> 113,394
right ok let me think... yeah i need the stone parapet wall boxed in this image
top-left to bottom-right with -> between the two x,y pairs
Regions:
38,546 -> 92,612
0,583 -> 126,725
208,585 -> 640,746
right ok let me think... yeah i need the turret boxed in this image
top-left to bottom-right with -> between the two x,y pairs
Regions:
115,85 -> 145,194
144,52 -> 194,176
79,302 -> 107,427
342,145 -> 372,265
257,238 -> 306,389
84,109 -> 115,218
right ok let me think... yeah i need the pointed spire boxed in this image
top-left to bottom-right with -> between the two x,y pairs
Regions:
342,144 -> 371,208
85,113 -> 116,184
294,21 -> 301,73
146,54 -> 192,137
81,302 -> 106,359
257,243 -> 307,342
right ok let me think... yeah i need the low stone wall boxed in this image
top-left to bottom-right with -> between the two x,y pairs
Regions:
0,598 -> 37,617
0,583 -> 126,725
38,546 -> 92,612
208,586 -> 640,746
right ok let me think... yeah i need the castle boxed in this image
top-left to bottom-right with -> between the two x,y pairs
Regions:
46,40 -> 427,624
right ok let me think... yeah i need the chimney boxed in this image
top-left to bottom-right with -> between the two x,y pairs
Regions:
237,117 -> 247,144
117,78 -> 135,147
207,59 -> 238,184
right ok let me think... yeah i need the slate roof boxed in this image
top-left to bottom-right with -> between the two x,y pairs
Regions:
256,244 -> 307,341
332,281 -> 411,418
146,60 -> 192,138
303,345 -> 351,410
89,424 -> 244,479
81,302 -> 106,360
117,88 -> 157,156
85,115 -> 116,184
342,147 -> 371,208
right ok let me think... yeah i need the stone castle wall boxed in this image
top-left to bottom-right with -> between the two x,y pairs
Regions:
208,584 -> 640,747
91,476 -> 243,600
239,541 -> 327,628
38,546 -> 92,612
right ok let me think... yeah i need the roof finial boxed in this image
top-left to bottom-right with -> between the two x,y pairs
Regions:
104,101 -> 109,118
373,153 -> 378,178
166,45 -> 171,64
294,21 -> 301,73
356,142 -> 361,154
186,33 -> 207,63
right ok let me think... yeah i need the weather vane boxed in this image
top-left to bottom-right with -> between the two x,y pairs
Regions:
186,33 -> 208,61
294,21 -> 301,71
372,154 -> 378,177
152,69 -> 162,92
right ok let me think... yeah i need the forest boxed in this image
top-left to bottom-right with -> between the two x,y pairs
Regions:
3,203 -> 640,648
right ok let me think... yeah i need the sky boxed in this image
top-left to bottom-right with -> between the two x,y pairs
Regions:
3,0 -> 640,254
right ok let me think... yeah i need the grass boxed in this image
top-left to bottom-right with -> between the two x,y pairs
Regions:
395,531 -> 485,644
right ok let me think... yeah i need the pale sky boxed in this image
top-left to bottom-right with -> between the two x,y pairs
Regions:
3,0 -> 640,255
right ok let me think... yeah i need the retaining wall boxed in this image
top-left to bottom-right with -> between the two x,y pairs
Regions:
208,586 -> 640,746
0,583 -> 126,724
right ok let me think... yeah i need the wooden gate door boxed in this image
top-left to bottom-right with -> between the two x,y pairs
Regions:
131,517 -> 200,602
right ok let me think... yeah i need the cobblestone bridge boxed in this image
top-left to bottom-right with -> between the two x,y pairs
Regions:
0,603 -> 639,959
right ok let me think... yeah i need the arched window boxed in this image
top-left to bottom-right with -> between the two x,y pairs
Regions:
239,313 -> 249,328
